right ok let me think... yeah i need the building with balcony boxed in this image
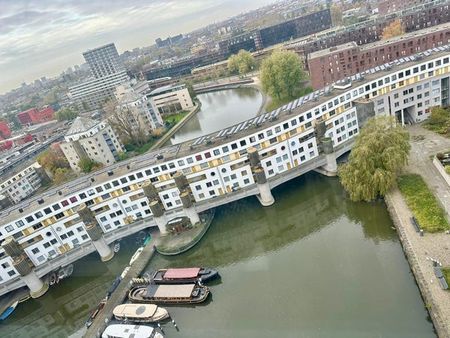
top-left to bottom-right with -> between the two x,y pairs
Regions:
308,23 -> 450,89
60,117 -> 124,172
0,45 -> 448,294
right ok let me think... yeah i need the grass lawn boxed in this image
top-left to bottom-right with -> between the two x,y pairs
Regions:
443,267 -> 450,287
397,174 -> 450,232
124,138 -> 157,155
163,111 -> 188,125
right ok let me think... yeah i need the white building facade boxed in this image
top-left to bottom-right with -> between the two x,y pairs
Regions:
0,47 -> 448,291
60,117 -> 125,172
148,84 -> 194,115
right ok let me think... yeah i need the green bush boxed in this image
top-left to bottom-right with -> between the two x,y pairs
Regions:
443,268 -> 450,287
397,174 -> 450,232
445,165 -> 450,175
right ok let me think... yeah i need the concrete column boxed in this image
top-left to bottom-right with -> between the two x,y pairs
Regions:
248,147 -> 275,207
77,203 -> 114,262
149,200 -> 168,234
2,238 -> 48,298
180,191 -> 200,225
174,172 -> 201,225
320,137 -> 337,176
254,168 -> 275,206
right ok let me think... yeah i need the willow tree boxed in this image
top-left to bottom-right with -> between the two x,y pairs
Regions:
260,50 -> 307,101
339,116 -> 410,202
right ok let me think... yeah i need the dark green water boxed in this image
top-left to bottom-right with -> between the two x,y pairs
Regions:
0,174 -> 435,338
169,87 -> 262,144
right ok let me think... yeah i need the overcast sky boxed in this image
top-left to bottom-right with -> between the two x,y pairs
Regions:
0,0 -> 276,94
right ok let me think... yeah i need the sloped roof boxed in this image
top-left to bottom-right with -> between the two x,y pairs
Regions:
66,117 -> 99,136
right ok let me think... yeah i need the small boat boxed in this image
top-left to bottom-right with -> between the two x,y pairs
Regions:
57,264 -> 74,280
143,234 -> 152,246
0,301 -> 18,320
151,267 -> 219,284
102,324 -> 164,338
85,298 -> 107,328
114,242 -> 121,253
106,276 -> 122,299
113,303 -> 169,323
129,247 -> 144,265
129,283 -> 210,305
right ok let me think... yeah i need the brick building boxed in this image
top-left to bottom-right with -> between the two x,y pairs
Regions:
308,23 -> 450,89
377,0 -> 432,14
17,107 -> 54,126
0,122 -> 11,140
287,0 -> 450,59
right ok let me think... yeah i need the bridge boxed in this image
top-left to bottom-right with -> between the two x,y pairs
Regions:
0,45 -> 449,299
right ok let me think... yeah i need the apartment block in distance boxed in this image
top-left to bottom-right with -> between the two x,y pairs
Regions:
147,84 -> 194,115
68,43 -> 128,111
308,23 -> 450,89
60,117 -> 124,172
17,107 -> 54,126
377,0 -> 433,14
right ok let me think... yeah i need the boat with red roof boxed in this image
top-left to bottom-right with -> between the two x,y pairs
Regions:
150,267 -> 219,284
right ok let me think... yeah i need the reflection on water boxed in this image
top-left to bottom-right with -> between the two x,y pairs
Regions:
169,88 -> 262,144
1,173 -> 435,338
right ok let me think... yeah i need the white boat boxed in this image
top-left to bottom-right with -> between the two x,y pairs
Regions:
114,242 -> 121,253
102,324 -> 164,338
113,303 -> 169,323
129,247 -> 144,265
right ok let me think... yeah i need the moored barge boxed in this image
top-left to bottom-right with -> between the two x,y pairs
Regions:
151,267 -> 219,284
129,284 -> 209,304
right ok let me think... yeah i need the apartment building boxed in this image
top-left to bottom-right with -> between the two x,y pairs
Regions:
0,46 -> 448,290
0,162 -> 49,205
115,84 -> 164,131
68,43 -> 129,111
308,23 -> 450,89
60,117 -> 124,172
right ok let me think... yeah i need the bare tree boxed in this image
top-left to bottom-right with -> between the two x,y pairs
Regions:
103,99 -> 149,147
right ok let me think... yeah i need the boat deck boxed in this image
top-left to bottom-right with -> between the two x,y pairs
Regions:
83,234 -> 159,338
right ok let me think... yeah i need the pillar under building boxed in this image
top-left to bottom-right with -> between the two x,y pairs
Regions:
319,137 -> 338,176
180,191 -> 200,225
248,147 -> 275,207
174,171 -> 201,225
2,237 -> 49,298
77,203 -> 114,262
149,200 -> 168,234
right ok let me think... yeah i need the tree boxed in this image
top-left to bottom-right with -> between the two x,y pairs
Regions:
78,157 -> 102,173
55,107 -> 78,121
339,116 -> 410,202
382,19 -> 405,39
37,148 -> 70,174
330,4 -> 343,26
104,99 -> 148,147
228,50 -> 256,76
260,50 -> 307,101
53,168 -> 73,185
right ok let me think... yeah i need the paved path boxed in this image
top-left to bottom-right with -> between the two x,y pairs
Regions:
385,125 -> 450,337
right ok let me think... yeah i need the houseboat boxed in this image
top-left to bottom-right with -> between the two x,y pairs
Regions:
129,283 -> 210,304
113,304 -> 169,323
151,267 -> 219,284
102,324 -> 164,338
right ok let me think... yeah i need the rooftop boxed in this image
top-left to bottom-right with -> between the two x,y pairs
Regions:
66,117 -> 99,136
309,22 -> 450,60
149,84 -> 185,96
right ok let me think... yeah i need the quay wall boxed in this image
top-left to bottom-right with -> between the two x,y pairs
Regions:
385,190 -> 449,338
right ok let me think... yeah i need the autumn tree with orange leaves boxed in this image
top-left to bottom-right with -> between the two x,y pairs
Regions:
382,19 -> 405,39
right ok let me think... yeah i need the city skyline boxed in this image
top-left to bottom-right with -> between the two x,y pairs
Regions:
0,0 -> 275,94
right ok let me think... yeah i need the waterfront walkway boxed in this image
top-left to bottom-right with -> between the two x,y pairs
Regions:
385,125 -> 450,338
83,235 -> 159,338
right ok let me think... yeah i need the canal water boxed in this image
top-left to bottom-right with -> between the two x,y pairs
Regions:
0,89 -> 435,338
169,87 -> 262,145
